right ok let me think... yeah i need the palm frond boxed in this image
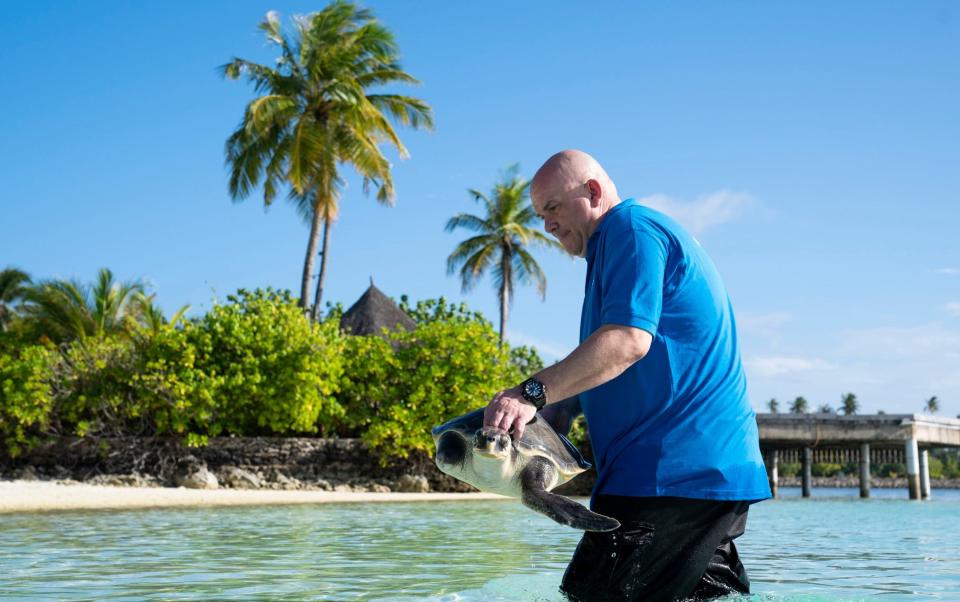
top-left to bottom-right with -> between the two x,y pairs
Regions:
367,94 -> 435,130
445,166 -> 566,336
455,243 -> 498,293
445,234 -> 499,276
445,213 -> 492,234
513,248 -> 548,299
0,267 -> 32,304
467,189 -> 496,218
356,67 -> 419,87
288,114 -> 329,194
22,270 -> 146,343
223,2 -> 433,309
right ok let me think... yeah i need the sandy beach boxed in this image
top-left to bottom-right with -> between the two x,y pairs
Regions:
0,480 -> 508,514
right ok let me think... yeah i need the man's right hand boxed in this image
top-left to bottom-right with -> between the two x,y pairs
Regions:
539,396 -> 582,437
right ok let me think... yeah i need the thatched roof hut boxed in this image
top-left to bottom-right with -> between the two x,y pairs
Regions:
339,284 -> 416,338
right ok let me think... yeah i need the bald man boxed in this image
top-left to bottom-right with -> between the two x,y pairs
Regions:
484,150 -> 770,601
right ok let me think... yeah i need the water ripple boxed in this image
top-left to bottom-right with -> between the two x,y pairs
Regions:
1,491 -> 959,600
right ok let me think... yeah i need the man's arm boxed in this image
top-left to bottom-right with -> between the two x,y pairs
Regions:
485,324 -> 652,438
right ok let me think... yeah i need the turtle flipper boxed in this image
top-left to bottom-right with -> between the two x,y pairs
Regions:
519,458 -> 620,532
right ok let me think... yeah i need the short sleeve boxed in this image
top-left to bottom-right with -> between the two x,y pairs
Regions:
599,223 -> 667,336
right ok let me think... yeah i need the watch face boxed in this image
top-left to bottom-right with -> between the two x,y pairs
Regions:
525,380 -> 544,399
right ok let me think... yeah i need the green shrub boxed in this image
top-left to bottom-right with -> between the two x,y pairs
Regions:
337,297 -> 543,460
0,345 -> 55,457
190,288 -> 345,436
331,332 -> 396,437
779,462 -> 800,477
930,449 -> 960,479
366,319 -> 521,459
567,415 -> 589,451
811,462 -> 844,477
132,321 -> 220,443
131,288 -> 347,443
874,462 -> 905,478
2,289 -> 550,461
51,337 -> 143,438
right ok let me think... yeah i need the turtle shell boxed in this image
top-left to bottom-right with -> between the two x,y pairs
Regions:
432,407 -> 591,477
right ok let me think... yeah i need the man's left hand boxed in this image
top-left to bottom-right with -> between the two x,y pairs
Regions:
484,386 -> 537,440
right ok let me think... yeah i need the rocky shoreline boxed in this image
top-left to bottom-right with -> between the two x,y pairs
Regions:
776,475 -> 960,489
3,437 -> 957,494
0,436 -> 478,494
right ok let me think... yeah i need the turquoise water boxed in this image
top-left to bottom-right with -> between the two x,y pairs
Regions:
2,488 -> 959,601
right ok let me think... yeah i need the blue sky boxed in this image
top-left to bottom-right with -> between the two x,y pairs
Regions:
2,1 -> 958,416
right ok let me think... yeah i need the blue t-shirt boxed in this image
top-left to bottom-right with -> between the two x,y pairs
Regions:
579,199 -> 770,501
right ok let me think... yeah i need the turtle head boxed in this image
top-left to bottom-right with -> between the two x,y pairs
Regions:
473,427 -> 512,460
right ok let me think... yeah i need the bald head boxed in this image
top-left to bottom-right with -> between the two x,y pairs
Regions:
531,150 -> 619,207
530,150 -> 621,257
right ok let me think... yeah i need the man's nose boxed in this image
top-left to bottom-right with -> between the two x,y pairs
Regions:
545,219 -> 558,234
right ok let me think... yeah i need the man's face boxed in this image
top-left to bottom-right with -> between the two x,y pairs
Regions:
532,178 -> 596,257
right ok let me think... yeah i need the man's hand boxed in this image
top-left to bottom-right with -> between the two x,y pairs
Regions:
484,386 -> 537,440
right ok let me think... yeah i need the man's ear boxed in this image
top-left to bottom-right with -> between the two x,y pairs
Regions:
586,179 -> 602,207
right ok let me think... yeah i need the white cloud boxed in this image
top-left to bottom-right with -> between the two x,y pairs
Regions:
838,323 -> 960,359
738,311 -> 792,336
945,302 -> 960,317
748,321 -> 960,414
935,268 -> 960,276
746,356 -> 835,378
638,190 -> 754,235
506,331 -> 573,362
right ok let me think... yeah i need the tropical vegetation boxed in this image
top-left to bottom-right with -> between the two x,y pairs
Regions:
222,1 -> 433,317
0,268 -> 31,333
446,165 -> 564,344
841,392 -> 858,415
0,268 -> 540,461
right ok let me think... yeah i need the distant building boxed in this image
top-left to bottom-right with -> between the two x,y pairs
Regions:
339,283 -> 416,340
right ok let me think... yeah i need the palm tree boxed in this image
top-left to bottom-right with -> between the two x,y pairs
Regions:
924,396 -> 940,415
21,268 -> 146,343
222,3 -> 433,317
130,292 -> 191,336
818,403 -> 834,414
767,398 -> 779,414
446,165 -> 564,344
0,267 -> 32,332
841,392 -> 858,416
790,396 -> 808,414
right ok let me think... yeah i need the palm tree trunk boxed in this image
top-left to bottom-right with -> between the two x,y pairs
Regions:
499,248 -> 511,347
311,217 -> 333,322
300,200 -> 325,311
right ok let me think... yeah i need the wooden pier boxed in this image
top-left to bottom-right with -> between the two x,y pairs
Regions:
757,413 -> 960,500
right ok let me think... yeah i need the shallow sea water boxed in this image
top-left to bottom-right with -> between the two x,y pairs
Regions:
1,487 -> 958,601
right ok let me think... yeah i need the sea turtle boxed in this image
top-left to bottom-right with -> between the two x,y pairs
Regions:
432,408 -> 620,532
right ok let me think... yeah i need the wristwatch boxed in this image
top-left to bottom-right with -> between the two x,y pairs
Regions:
520,377 -> 547,410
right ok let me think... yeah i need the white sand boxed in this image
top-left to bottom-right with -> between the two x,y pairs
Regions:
0,480 -> 508,513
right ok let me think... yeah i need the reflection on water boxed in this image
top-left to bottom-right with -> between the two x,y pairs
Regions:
1,489 -> 958,601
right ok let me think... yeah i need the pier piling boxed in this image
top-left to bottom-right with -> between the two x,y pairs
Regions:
906,438 -> 920,500
766,449 -> 779,498
919,449 -> 931,500
859,443 -> 870,498
757,413 -> 960,502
